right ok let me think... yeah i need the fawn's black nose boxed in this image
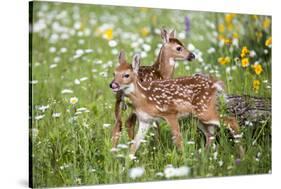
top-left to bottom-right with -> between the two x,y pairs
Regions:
109,81 -> 119,89
187,52 -> 195,61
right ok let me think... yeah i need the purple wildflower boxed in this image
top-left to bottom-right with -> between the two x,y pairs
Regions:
235,158 -> 241,165
185,16 -> 190,35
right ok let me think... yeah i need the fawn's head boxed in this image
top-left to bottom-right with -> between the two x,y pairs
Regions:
160,28 -> 195,61
110,51 -> 140,93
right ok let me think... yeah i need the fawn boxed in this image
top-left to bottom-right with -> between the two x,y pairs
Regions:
110,53 -> 241,156
111,29 -> 195,147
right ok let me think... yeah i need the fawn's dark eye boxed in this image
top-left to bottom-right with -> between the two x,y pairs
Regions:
123,74 -> 130,78
176,46 -> 182,52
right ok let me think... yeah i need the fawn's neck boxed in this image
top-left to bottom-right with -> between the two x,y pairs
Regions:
125,80 -> 149,107
153,46 -> 175,79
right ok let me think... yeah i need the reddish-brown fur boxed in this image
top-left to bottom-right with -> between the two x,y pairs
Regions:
110,53 -> 241,155
111,29 -> 195,147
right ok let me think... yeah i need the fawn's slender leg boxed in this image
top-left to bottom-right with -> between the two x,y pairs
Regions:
126,112 -> 137,140
165,116 -> 184,150
129,121 -> 150,155
198,121 -> 219,148
222,116 -> 245,158
112,91 -> 124,147
197,94 -> 220,148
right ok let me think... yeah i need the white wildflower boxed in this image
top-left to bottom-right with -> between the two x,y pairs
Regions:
85,49 -> 93,53
187,141 -> 195,145
103,123 -> 111,128
76,49 -> 84,55
79,77 -> 88,82
30,80 -> 38,85
37,105 -> 49,112
49,47 -> 56,53
141,51 -> 147,58
187,43 -> 195,51
155,172 -> 164,177
233,133 -> 243,139
117,144 -> 128,149
226,66 -> 231,73
164,165 -> 190,178
54,56 -> 60,63
245,120 -> 253,127
61,89 -> 73,94
110,148 -> 119,153
52,112 -> 61,118
82,122 -> 89,128
69,97 -> 78,105
77,107 -> 89,112
35,114 -> 45,120
74,111 -> 82,116
60,47 -> 67,53
31,128 -> 39,139
108,40 -> 117,47
213,151 -> 218,160
78,39 -> 85,45
112,48 -> 118,55
116,154 -> 125,158
232,38 -> 239,47
207,47 -> 216,54
129,167 -> 145,179
142,43 -> 151,52
74,79 -> 80,85
49,64 -> 57,69
178,32 -> 185,39
249,50 -> 256,57
129,154 -> 137,160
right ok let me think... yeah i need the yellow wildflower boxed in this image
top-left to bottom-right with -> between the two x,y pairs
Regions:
225,14 -> 235,24
103,28 -> 113,40
227,24 -> 233,31
265,36 -> 272,47
140,27 -> 150,37
218,56 -> 231,65
241,46 -> 249,58
262,17 -> 271,29
252,15 -> 258,21
256,31 -> 263,41
232,32 -> 239,39
241,58 -> 249,67
253,80 -> 261,93
140,7 -> 148,12
253,64 -> 263,75
218,24 -> 225,33
152,15 -> 157,26
223,38 -> 232,45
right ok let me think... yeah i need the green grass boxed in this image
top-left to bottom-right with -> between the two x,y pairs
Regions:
30,2 -> 271,187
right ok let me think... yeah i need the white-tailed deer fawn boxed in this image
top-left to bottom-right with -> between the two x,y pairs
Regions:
111,29 -> 195,147
110,53 -> 241,156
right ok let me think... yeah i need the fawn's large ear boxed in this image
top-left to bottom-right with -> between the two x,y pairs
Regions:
161,28 -> 169,43
118,50 -> 126,64
169,29 -> 176,38
132,53 -> 141,74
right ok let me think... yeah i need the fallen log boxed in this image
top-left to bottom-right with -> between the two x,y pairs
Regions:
225,95 -> 271,125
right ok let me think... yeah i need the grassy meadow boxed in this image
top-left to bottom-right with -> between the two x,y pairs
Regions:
30,2 -> 272,187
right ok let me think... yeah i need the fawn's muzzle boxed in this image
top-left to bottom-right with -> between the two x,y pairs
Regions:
187,52 -> 195,61
109,81 -> 120,92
